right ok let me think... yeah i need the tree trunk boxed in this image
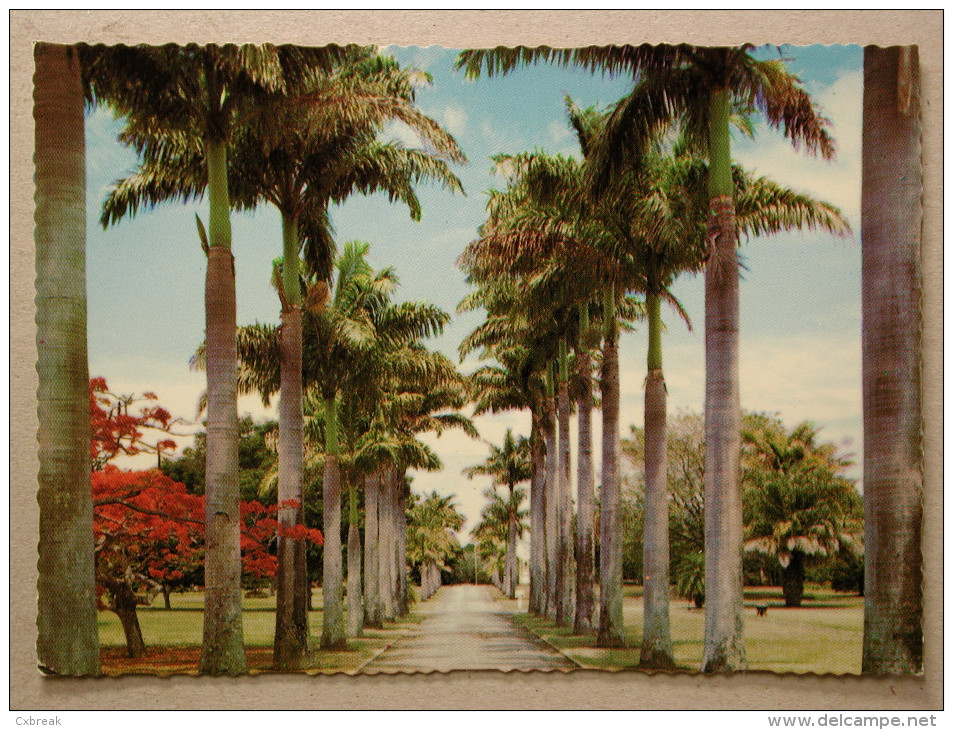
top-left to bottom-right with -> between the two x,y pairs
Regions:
273,238 -> 308,667
641,286 -> 675,669
529,412 -> 546,615
597,295 -> 625,647
320,397 -> 346,648
574,348 -> 595,634
347,519 -> 363,637
34,43 -> 100,676
505,513 -> 518,599
781,552 -> 806,608
544,376 -> 559,621
162,585 -> 172,610
861,45 -> 923,674
199,135 -> 247,674
701,86 -> 747,674
379,468 -> 396,620
556,358 -> 576,628
363,471 -> 383,628
113,582 -> 147,659
396,483 -> 409,615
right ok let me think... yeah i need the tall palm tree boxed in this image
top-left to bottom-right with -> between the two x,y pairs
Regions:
100,49 -> 464,664
85,42 -> 356,673
464,429 -> 531,598
474,484 -> 530,590
861,45 -> 922,674
458,44 -> 837,671
407,492 -> 466,600
34,43 -> 100,676
461,303 -> 551,615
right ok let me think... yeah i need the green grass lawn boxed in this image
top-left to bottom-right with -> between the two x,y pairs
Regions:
99,588 -> 424,675
512,584 -> 863,674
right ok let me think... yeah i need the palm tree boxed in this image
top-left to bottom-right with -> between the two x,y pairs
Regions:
407,492 -> 466,600
85,42 -> 358,673
861,46 -> 922,674
464,429 -> 531,598
457,42 -> 837,672
34,42 -> 100,676
460,143 -> 652,639
100,49 -> 464,664
472,486 -> 529,591
460,150 -> 613,628
462,304 -> 553,616
742,417 -> 863,608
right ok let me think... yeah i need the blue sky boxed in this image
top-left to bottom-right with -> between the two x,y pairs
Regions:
85,44 -> 864,535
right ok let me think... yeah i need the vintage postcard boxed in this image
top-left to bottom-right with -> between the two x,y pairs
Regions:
12,10 -> 941,712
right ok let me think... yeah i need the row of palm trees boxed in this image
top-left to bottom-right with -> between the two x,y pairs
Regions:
35,42 -> 473,674
454,43 -> 920,673
34,42 -> 923,675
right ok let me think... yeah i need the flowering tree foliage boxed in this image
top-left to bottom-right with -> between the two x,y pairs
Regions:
89,379 -> 323,657
90,376 -> 183,470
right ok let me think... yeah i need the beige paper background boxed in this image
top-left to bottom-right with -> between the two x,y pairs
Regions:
10,10 -> 942,710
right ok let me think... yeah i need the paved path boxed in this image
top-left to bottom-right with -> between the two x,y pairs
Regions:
364,584 -> 575,673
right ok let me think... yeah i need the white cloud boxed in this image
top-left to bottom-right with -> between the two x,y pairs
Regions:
548,119 -> 571,145
442,105 -> 467,136
380,120 -> 422,149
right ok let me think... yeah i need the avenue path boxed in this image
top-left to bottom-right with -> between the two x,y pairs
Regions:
364,584 -> 576,672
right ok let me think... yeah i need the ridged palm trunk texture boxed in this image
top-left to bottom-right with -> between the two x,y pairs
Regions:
363,471 -> 383,627
321,450 -> 346,648
701,87 -> 746,673
274,305 -> 308,668
556,377 -> 576,627
379,468 -> 396,620
597,313 -> 625,647
200,139 -> 247,674
34,42 -> 100,676
529,414 -> 547,615
574,351 -> 595,633
544,394 -> 559,621
347,518 -> 363,637
397,486 -> 409,614
641,290 -> 675,669
861,45 -> 923,674
505,511 -> 518,599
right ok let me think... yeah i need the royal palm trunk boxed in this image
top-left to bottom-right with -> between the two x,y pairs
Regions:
274,217 -> 308,668
641,285 -> 675,668
598,290 -> 625,647
529,412 -> 547,615
347,515 -> 363,637
363,471 -> 383,627
701,87 -> 747,673
544,369 -> 559,621
556,340 -> 575,627
574,348 -> 595,633
200,136 -> 247,674
320,394 -> 346,649
379,467 -> 396,620
861,45 -> 923,674
505,505 -> 518,599
397,484 -> 409,614
34,43 -> 100,676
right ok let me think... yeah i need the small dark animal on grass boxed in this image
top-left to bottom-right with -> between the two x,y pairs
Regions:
756,605 -> 768,617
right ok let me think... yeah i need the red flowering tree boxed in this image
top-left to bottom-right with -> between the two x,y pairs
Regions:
90,379 -> 323,658
93,466 -> 203,656
90,376 -> 185,471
